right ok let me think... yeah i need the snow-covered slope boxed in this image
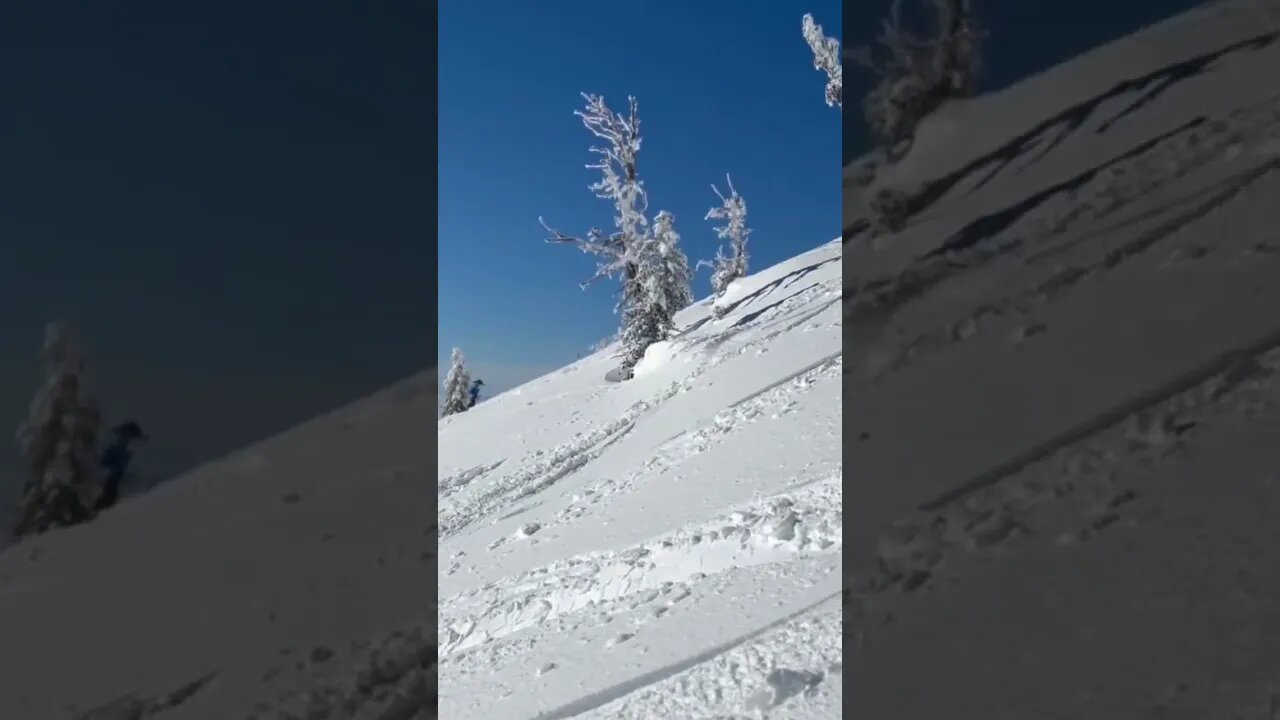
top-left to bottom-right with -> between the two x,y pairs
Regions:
0,236 -> 841,718
437,240 -> 842,719
0,368 -> 442,718
845,0 -> 1280,716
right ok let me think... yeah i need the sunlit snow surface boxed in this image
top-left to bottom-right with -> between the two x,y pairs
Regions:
438,239 -> 842,719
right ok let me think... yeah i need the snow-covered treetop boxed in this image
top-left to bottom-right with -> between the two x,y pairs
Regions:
42,320 -> 88,375
702,175 -> 751,299
847,0 -> 983,152
651,210 -> 677,243
19,322 -> 96,447
17,320 -> 101,485
576,93 -> 648,227
441,347 -> 472,417
802,13 -> 842,109
848,0 -> 982,95
705,175 -> 750,247
650,210 -> 695,315
541,92 -> 652,290
445,348 -> 469,387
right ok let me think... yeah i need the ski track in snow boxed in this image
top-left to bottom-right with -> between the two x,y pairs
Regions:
550,356 -> 842,532
441,556 -> 839,720
850,339 -> 1280,645
256,622 -> 437,720
847,91 -> 1280,385
438,238 -> 841,719
572,597 -> 842,720
438,412 -> 641,539
441,472 -> 841,657
848,332 -> 1280,716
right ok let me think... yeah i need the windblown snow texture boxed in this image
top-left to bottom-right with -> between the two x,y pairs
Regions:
0,233 -> 839,719
439,240 -> 842,719
845,0 -> 1280,716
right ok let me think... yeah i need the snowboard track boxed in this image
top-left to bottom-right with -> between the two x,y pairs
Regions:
922,319 -> 1280,513
527,591 -> 841,720
844,84 -> 1280,336
441,474 -> 842,658
872,155 -> 1280,383
848,326 -> 1280,646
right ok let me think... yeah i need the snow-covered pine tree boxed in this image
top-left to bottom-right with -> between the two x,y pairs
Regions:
441,348 -> 472,417
13,321 -> 103,538
702,175 -> 751,315
646,210 -> 694,336
848,0 -> 983,154
541,93 -> 662,378
802,13 -> 842,110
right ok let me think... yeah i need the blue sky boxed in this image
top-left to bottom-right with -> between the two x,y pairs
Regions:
438,0 -> 844,393
0,2 -> 429,483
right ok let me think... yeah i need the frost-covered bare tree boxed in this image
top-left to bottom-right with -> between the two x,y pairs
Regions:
441,348 -> 472,417
646,210 -> 694,333
14,321 -> 103,538
802,13 -> 842,110
701,175 -> 751,313
848,0 -> 983,154
542,93 -> 665,377
541,93 -> 648,287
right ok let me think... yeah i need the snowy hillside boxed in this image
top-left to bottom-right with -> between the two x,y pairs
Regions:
437,240 -> 842,719
0,236 -> 840,719
845,0 -> 1280,716
0,366 -> 441,718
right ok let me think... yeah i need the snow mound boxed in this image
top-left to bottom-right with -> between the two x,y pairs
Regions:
629,340 -> 681,378
712,278 -> 748,311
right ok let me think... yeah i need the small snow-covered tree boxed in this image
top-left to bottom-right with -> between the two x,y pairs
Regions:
802,14 -> 842,110
642,210 -> 694,337
441,348 -> 472,417
590,329 -> 619,354
849,0 -> 983,154
542,93 -> 664,377
14,321 -> 102,538
701,175 -> 751,311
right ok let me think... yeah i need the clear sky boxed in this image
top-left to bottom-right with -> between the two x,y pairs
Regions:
438,0 -> 845,395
